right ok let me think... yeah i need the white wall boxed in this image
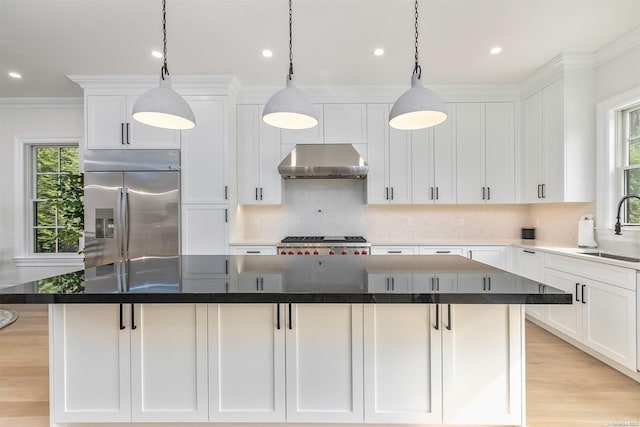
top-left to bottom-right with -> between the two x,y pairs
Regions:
596,45 -> 640,103
0,99 -> 84,284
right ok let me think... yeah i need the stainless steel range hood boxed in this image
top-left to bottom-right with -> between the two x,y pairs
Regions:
278,144 -> 368,179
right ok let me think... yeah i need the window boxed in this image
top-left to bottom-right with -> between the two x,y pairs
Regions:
30,145 -> 80,253
620,104 -> 640,225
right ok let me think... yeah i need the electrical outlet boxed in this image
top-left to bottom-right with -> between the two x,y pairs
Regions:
457,217 -> 465,226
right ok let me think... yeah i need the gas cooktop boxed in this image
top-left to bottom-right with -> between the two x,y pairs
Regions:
277,236 -> 370,255
280,236 -> 367,244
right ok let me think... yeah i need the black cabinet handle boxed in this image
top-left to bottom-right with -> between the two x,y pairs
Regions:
436,250 -> 451,254
276,304 -> 281,330
435,187 -> 439,200
487,187 -> 491,200
260,277 -> 264,291
435,304 -> 440,330
391,277 -> 395,291
483,277 -> 486,291
436,277 -> 440,291
256,277 -> 260,291
225,208 -> 228,223
430,187 -> 434,200
247,250 -> 261,254
119,304 -> 125,330
225,259 -> 229,275
542,184 -> 546,198
388,250 -> 402,254
575,283 -> 580,302
523,249 -> 535,254
288,304 -> 292,330
431,277 -> 435,291
446,304 -> 452,330
224,185 -> 228,200
385,277 -> 390,292
391,187 -> 394,200
537,184 -> 541,199
385,187 -> 389,200
488,276 -> 491,291
126,123 -> 130,144
255,188 -> 259,201
482,187 -> 486,200
581,284 -> 586,304
131,304 -> 137,330
121,123 -> 125,145
260,187 -> 263,200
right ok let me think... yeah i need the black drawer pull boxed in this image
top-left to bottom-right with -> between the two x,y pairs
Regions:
581,284 -> 586,304
446,304 -> 452,330
131,304 -> 137,330
434,304 -> 439,330
276,304 -> 281,330
119,304 -> 125,330
523,249 -> 535,254
575,283 -> 580,302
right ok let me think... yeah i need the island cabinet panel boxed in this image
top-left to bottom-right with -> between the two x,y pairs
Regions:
130,304 -> 208,422
208,304 -> 286,422
286,304 -> 364,423
442,304 -> 522,425
363,304 -> 442,424
51,304 -> 131,423
367,273 -> 412,293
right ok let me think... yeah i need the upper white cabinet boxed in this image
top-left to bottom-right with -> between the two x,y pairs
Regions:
366,104 -> 412,204
522,62 -> 595,203
411,104 -> 457,204
181,97 -> 229,204
280,104 -> 324,144
86,95 -> 180,150
323,104 -> 367,144
456,103 -> 515,204
237,105 -> 282,205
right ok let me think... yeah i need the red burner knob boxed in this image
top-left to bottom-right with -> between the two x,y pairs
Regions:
313,250 -> 319,255
297,251 -> 303,255
304,251 -> 310,255
354,251 -> 360,255
361,250 -> 368,255
280,250 -> 287,255
341,251 -> 348,255
288,251 -> 294,255
329,250 -> 335,255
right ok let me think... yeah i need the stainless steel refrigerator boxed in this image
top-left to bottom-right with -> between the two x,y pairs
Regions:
83,150 -> 180,268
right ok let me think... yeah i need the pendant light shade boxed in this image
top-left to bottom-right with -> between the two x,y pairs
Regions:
389,73 -> 447,130
263,75 -> 318,130
133,75 -> 196,130
262,0 -> 317,130
132,0 -> 195,130
389,0 -> 447,131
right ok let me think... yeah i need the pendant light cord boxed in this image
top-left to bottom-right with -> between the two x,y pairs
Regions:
413,0 -> 421,79
288,0 -> 294,79
161,0 -> 169,80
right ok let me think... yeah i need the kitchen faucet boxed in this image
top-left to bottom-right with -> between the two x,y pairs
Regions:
614,194 -> 640,235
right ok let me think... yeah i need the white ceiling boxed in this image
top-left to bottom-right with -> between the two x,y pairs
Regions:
1,0 -> 639,98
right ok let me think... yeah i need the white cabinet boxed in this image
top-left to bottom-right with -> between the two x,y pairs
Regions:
544,267 -> 637,370
208,304 -> 286,422
412,273 -> 458,293
286,304 -> 364,423
419,246 -> 464,256
181,205 -> 228,254
515,247 -> 547,321
237,105 -> 282,205
411,104 -> 457,204
323,104 -> 367,144
466,245 -> 507,269
86,95 -> 180,150
363,304 -> 442,424
367,274 -> 412,293
51,304 -> 208,423
371,246 -> 418,255
457,273 -> 515,293
237,273 -> 283,292
366,104 -> 412,204
181,97 -> 229,204
456,103 -> 515,204
181,256 -> 229,293
522,68 -> 595,203
229,245 -> 277,255
442,304 -> 522,425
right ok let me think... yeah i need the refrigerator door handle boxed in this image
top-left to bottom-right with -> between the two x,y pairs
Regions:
122,187 -> 130,259
116,187 -> 124,259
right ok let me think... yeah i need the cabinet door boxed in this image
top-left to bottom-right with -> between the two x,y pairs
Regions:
323,104 -> 367,144
258,110 -> 283,205
582,279 -> 636,370
209,304 -> 286,422
286,304 -> 364,423
368,274 -> 392,293
542,78 -> 565,202
125,96 -> 180,149
366,104 -> 390,204
412,274 -> 457,293
130,304 -> 208,422
237,274 -> 283,292
516,248 -> 545,282
237,105 -> 261,205
410,127 -> 433,204
456,103 -> 485,203
181,205 -> 228,254
484,103 -> 515,203
467,246 -> 506,269
442,304 -> 522,425
51,304 -> 131,423
432,103 -> 457,204
388,126 -> 412,204
363,305 -> 442,424
523,91 -> 543,202
87,95 -> 127,149
545,269 -> 582,341
181,97 -> 228,204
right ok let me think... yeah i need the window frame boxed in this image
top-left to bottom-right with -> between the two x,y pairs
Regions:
14,137 -> 83,267
618,103 -> 640,226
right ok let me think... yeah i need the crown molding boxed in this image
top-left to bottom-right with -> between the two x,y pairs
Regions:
0,97 -> 83,109
594,26 -> 640,68
519,53 -> 595,97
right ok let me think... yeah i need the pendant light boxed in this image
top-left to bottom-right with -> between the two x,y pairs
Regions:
262,0 -> 318,130
132,0 -> 196,130
389,0 -> 447,130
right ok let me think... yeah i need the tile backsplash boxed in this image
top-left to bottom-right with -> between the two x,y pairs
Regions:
239,180 -> 600,246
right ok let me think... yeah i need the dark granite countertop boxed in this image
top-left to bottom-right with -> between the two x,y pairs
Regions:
0,255 -> 572,305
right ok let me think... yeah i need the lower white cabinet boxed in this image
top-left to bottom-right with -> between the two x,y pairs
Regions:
229,245 -> 277,255
466,246 -> 507,269
51,304 -> 208,423
371,246 -> 418,255
181,205 -> 229,254
236,273 -> 283,292
367,274 -> 412,293
364,304 -> 522,425
412,273 -> 458,293
457,273 -> 515,293
419,246 -> 464,255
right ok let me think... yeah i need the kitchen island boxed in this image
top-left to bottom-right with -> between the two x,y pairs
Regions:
0,255 -> 571,427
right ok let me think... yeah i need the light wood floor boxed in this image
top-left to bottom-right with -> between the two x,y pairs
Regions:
1,304 -> 639,427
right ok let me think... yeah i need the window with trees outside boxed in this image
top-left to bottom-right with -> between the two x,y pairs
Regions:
621,104 -> 640,225
31,145 -> 80,253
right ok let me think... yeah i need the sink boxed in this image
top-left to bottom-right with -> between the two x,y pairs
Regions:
579,252 -> 640,263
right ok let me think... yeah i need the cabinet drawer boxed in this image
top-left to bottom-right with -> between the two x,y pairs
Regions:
545,253 -> 635,291
371,246 -> 417,255
420,247 -> 464,255
230,246 -> 277,255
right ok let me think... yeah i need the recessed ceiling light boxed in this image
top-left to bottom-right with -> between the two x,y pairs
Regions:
262,49 -> 273,58
151,50 -> 163,58
490,46 -> 502,55
374,48 -> 384,56
9,72 -> 22,79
